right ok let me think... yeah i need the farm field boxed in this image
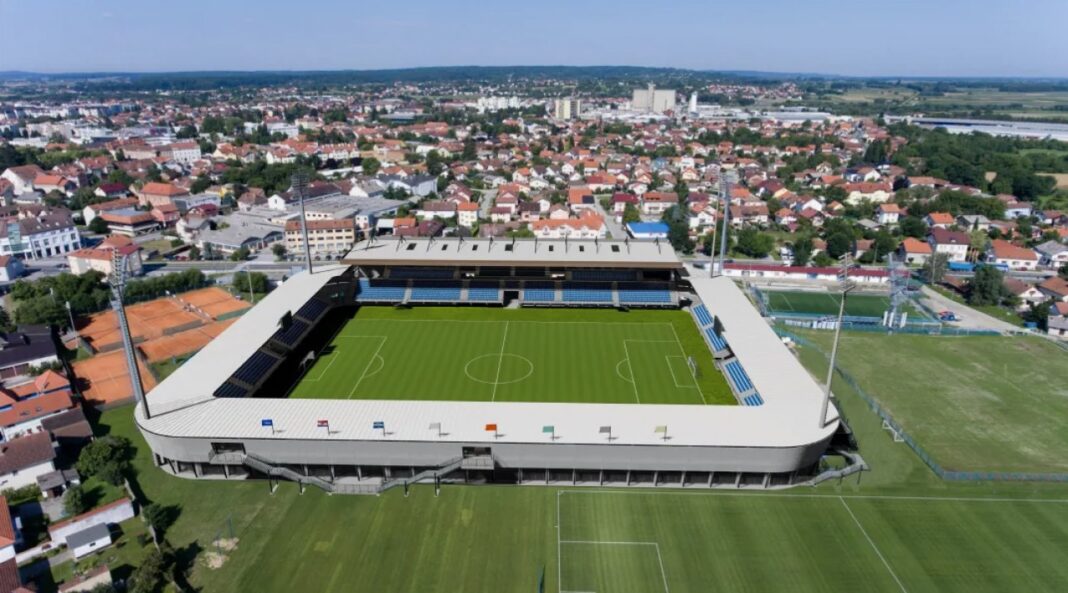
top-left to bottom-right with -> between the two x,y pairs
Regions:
794,329 -> 1068,474
289,306 -> 735,405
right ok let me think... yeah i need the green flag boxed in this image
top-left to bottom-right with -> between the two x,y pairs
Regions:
542,425 -> 555,433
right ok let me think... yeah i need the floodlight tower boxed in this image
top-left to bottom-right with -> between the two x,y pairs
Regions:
715,170 -> 737,277
292,173 -> 314,274
885,253 -> 909,329
109,250 -> 150,419
820,254 -> 856,428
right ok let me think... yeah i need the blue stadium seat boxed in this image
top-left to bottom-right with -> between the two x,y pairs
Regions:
693,304 -> 714,327
467,282 -> 501,302
524,281 -> 557,303
725,360 -> 754,392
561,282 -> 613,303
704,327 -> 728,352
273,320 -> 309,347
617,283 -> 672,305
410,282 -> 462,302
233,351 -> 278,385
356,278 -> 407,302
296,298 -> 328,322
743,393 -> 765,406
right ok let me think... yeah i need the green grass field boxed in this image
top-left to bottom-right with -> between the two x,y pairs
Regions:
68,405 -> 1068,593
289,306 -> 735,405
795,330 -> 1068,474
764,290 -> 919,318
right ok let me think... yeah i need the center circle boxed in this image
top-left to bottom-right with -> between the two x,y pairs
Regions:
464,353 -> 534,385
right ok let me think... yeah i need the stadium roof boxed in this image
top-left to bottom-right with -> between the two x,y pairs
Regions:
137,264 -> 837,450
341,237 -> 682,269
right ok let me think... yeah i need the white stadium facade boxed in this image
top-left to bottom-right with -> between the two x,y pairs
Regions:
135,238 -> 842,494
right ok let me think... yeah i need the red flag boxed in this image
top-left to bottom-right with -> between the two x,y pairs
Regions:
484,423 -> 497,432
317,419 -> 329,428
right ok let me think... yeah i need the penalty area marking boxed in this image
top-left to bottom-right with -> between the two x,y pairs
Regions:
665,356 -> 698,389
615,359 -> 633,383
302,349 -> 341,382
346,336 -> 388,398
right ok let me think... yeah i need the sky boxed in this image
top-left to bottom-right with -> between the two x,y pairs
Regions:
2,0 -> 1067,77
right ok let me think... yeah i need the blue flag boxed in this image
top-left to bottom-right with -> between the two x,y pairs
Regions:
372,421 -> 385,430
261,419 -> 273,427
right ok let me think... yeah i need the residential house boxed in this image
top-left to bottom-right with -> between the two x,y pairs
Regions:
0,326 -> 59,380
284,218 -> 358,258
0,257 -> 23,283
530,212 -> 606,240
100,209 -> 158,237
0,431 -> 56,490
927,228 -> 970,263
0,370 -> 75,442
875,203 -> 901,226
1034,240 -> 1068,268
1037,276 -> 1068,302
83,197 -> 139,225
924,212 -> 954,229
899,237 -> 932,265
138,182 -> 189,208
986,240 -> 1038,270
641,191 -> 678,216
957,214 -> 991,232
0,165 -> 44,194
67,235 -> 143,277
0,207 -> 81,259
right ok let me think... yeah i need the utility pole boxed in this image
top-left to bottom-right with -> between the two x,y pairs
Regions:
110,251 -> 150,419
292,173 -> 313,274
820,255 -> 855,429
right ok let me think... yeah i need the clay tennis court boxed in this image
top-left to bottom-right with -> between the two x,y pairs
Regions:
137,318 -> 238,363
176,287 -> 251,319
72,349 -> 158,407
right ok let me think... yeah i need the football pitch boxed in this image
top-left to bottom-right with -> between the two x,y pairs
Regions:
289,307 -> 735,405
764,289 -> 918,318
794,330 -> 1068,474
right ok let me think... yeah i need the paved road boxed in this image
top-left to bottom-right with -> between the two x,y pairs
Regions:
916,285 -> 1022,334
592,202 -> 626,240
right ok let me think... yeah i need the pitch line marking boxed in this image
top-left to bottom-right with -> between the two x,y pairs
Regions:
665,356 -> 696,389
464,353 -> 534,386
347,336 -> 388,398
491,321 -> 509,402
622,341 -> 641,404
615,359 -> 634,383
666,323 -> 708,404
559,541 -> 669,593
839,497 -> 909,593
304,349 -> 341,382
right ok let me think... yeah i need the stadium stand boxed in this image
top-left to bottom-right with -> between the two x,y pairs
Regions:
571,270 -> 637,281
272,320 -> 309,347
214,382 -> 249,398
561,282 -> 613,303
356,278 -> 407,302
233,351 -> 280,385
295,299 -> 329,322
742,393 -> 765,406
523,281 -> 557,303
693,304 -> 714,327
409,281 -> 463,302
389,267 -> 455,280
467,281 -> 502,302
724,360 -> 754,392
617,283 -> 673,305
704,327 -> 728,352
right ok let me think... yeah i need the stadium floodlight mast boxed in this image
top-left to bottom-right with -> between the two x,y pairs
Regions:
715,170 -> 737,278
109,250 -> 150,419
292,172 -> 313,274
820,254 -> 856,428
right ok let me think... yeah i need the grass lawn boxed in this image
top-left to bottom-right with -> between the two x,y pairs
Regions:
62,404 -> 1068,593
289,306 -> 734,405
150,353 -> 195,381
794,329 -> 1068,474
764,289 -> 918,318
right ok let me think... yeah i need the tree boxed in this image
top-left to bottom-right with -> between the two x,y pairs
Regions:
190,177 -> 212,194
825,232 -> 853,259
791,236 -> 814,266
187,245 -> 201,261
924,252 -> 949,284
271,243 -> 288,261
899,216 -> 927,239
361,157 -> 381,176
128,546 -> 173,593
63,484 -> 89,516
813,251 -> 835,267
621,203 -> 641,225
660,205 -> 694,254
232,271 -> 269,294
0,307 -> 12,332
229,247 -> 250,262
88,217 -> 110,234
76,436 -> 132,486
968,265 -> 1010,306
1058,263 -> 1068,281
142,503 -> 174,536
462,138 -> 477,161
734,227 -> 775,258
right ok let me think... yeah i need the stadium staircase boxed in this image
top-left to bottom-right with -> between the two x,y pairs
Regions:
233,452 -> 463,496
379,457 -> 464,494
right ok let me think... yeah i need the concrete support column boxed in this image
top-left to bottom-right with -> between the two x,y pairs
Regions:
572,469 -> 576,486
357,466 -> 363,481
329,465 -> 335,480
762,473 -> 770,488
384,467 -> 392,479
599,470 -> 604,486
626,470 -> 631,486
545,469 -> 549,485
223,465 -> 230,479
735,473 -> 742,488
653,471 -> 659,487
303,464 -> 309,476
680,471 -> 687,487
411,467 -> 416,478
192,463 -> 201,478
708,472 -> 714,488
518,468 -> 523,484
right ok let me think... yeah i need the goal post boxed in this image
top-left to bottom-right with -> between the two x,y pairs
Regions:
687,356 -> 700,378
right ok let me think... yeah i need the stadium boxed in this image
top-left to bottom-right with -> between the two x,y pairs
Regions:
134,237 -> 840,493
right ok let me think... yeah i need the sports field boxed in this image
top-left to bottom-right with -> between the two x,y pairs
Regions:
764,289 -> 919,318
78,406 -> 1068,593
796,330 -> 1068,474
289,307 -> 735,405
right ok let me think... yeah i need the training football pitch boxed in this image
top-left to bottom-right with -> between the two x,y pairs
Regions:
795,329 -> 1068,474
289,306 -> 735,405
764,289 -> 919,318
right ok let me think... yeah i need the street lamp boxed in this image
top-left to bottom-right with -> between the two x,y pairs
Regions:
820,254 -> 856,429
